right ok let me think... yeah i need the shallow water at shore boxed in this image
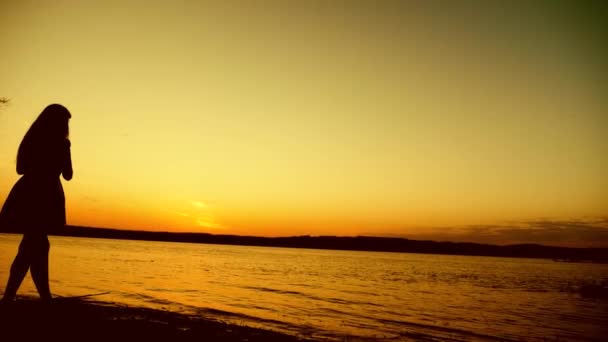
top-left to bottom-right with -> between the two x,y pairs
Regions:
1,234 -> 607,341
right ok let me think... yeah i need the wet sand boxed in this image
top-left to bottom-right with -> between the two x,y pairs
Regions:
0,296 -> 309,342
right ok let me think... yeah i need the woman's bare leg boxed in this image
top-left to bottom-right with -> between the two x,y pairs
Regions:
30,235 -> 52,301
1,235 -> 33,301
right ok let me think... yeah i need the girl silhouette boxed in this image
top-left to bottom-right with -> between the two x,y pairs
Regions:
0,104 -> 73,302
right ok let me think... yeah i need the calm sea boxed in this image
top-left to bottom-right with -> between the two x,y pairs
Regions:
1,234 -> 606,341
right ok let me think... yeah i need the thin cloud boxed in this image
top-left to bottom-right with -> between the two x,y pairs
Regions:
388,218 -> 608,247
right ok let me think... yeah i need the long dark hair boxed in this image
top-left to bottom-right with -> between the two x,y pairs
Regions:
17,104 -> 71,174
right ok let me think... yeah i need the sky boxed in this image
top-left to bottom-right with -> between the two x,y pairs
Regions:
1,1 -> 606,247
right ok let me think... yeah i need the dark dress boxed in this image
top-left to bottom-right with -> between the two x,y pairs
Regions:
0,139 -> 71,233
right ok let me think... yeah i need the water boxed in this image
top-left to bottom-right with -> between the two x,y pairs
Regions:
1,233 -> 607,341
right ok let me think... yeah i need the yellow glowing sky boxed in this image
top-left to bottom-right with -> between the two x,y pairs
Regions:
1,1 -> 606,245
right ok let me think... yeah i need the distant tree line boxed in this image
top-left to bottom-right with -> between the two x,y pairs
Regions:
3,225 -> 602,262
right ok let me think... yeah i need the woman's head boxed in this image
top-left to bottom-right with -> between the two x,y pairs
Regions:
18,104 -> 71,166
34,104 -> 72,140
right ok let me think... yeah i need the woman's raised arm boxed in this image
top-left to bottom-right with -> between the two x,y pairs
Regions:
62,139 -> 73,181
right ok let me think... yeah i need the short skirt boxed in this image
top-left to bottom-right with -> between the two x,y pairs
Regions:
0,175 -> 66,233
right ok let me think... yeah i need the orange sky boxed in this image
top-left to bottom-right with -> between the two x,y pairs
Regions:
1,1 -> 606,246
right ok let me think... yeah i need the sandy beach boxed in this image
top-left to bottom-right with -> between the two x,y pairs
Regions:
0,296 -> 310,342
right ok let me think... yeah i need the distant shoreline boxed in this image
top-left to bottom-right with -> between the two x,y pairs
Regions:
3,225 -> 606,262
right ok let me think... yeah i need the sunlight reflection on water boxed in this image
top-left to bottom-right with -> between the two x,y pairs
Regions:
1,234 -> 607,341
